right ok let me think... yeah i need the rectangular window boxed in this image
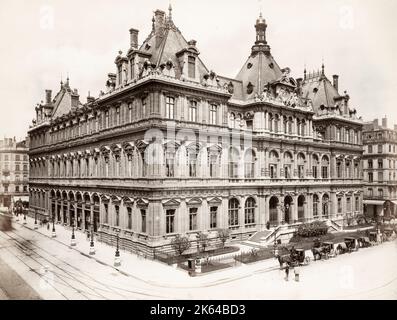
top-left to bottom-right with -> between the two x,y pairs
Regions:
209,104 -> 217,125
368,145 -> 373,153
368,188 -> 373,197
312,166 -> 318,179
105,111 -> 109,128
368,172 -> 373,182
116,107 -> 120,126
189,152 -> 197,177
270,165 -> 277,179
165,96 -> 175,119
346,198 -> 351,212
337,198 -> 342,213
321,166 -> 328,179
188,56 -> 196,78
189,101 -> 197,122
378,172 -> 383,182
210,207 -> 217,229
165,152 -> 175,177
142,98 -> 147,118
15,186 -> 20,192
130,59 -> 134,79
378,159 -> 383,169
368,160 -> 373,169
128,103 -> 133,122
141,209 -> 146,233
298,165 -> 304,178
166,209 -> 175,234
355,197 -> 359,211
115,205 -> 120,227
378,144 -> 382,153
189,208 -> 198,231
104,203 -> 109,224
284,165 -> 291,179
127,207 -> 132,230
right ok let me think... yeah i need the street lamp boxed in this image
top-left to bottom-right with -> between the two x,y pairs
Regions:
51,213 -> 56,238
114,234 -> 121,267
34,209 -> 38,230
71,224 -> 76,247
89,226 -> 95,255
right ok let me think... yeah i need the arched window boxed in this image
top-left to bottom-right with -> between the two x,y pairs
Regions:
268,113 -> 273,132
313,194 -> 319,218
298,195 -> 305,222
230,113 -> 236,129
284,152 -> 293,179
321,155 -> 329,179
187,145 -> 199,177
297,153 -> 305,178
283,116 -> 288,134
269,150 -> 279,179
229,148 -> 240,178
336,127 -> 341,141
312,154 -> 319,178
228,198 -> 239,226
269,196 -> 279,224
301,120 -> 306,136
244,149 -> 256,178
274,114 -> 279,133
288,117 -> 293,134
244,197 -> 256,224
322,194 -> 329,218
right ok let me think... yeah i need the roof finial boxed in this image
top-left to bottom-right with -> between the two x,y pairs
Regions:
152,14 -> 155,30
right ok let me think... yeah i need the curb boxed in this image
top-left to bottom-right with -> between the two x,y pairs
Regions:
15,220 -> 282,288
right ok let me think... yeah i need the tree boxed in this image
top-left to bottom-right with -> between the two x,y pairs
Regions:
196,232 -> 210,253
171,234 -> 191,256
217,228 -> 231,249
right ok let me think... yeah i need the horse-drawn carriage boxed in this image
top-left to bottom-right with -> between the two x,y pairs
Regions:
344,237 -> 359,252
276,247 -> 310,268
311,240 -> 332,261
357,236 -> 371,248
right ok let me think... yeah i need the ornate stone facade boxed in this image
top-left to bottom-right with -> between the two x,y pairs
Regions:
28,7 -> 364,254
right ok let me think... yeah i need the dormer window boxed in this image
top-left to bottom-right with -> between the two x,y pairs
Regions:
188,56 -> 196,78
247,82 -> 254,94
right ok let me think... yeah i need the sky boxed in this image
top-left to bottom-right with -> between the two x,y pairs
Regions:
0,0 -> 396,140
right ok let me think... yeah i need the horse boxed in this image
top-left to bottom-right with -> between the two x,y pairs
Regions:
277,254 -> 292,268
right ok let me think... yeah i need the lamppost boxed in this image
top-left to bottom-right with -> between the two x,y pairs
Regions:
51,211 -> 56,238
114,233 -> 121,267
89,226 -> 95,255
34,209 -> 38,230
71,223 -> 76,247
23,207 -> 27,225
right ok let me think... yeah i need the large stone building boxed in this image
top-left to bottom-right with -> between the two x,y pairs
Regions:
28,7 -> 364,254
363,117 -> 397,219
0,137 -> 29,209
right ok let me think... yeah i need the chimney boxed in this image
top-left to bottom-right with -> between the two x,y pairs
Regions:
332,75 -> 339,91
87,92 -> 95,104
373,118 -> 379,129
71,89 -> 80,109
382,117 -> 387,128
129,28 -> 139,49
45,90 -> 52,104
154,10 -> 166,47
188,40 -> 197,47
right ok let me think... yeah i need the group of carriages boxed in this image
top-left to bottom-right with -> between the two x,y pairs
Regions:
276,226 -> 396,268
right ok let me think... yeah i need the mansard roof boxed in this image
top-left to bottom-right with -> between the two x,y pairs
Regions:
301,70 -> 341,113
137,9 -> 209,80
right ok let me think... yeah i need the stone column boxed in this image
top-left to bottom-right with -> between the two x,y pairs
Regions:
292,195 -> 298,223
221,197 -> 229,228
258,194 -> 266,230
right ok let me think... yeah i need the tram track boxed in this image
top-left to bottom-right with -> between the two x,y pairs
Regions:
0,229 -> 168,299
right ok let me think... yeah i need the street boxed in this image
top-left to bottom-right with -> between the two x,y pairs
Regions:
0,221 -> 396,300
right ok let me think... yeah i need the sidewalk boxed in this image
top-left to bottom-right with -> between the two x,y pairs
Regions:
13,216 -> 280,288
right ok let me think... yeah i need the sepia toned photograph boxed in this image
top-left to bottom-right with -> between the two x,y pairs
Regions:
0,0 -> 396,308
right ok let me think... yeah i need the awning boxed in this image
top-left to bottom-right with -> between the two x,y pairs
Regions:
363,200 -> 385,205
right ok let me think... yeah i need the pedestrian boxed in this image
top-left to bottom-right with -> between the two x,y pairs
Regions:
285,263 -> 290,281
294,265 -> 300,282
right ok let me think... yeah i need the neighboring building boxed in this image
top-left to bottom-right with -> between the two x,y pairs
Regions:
0,137 -> 29,208
28,7 -> 364,255
362,117 -> 397,219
